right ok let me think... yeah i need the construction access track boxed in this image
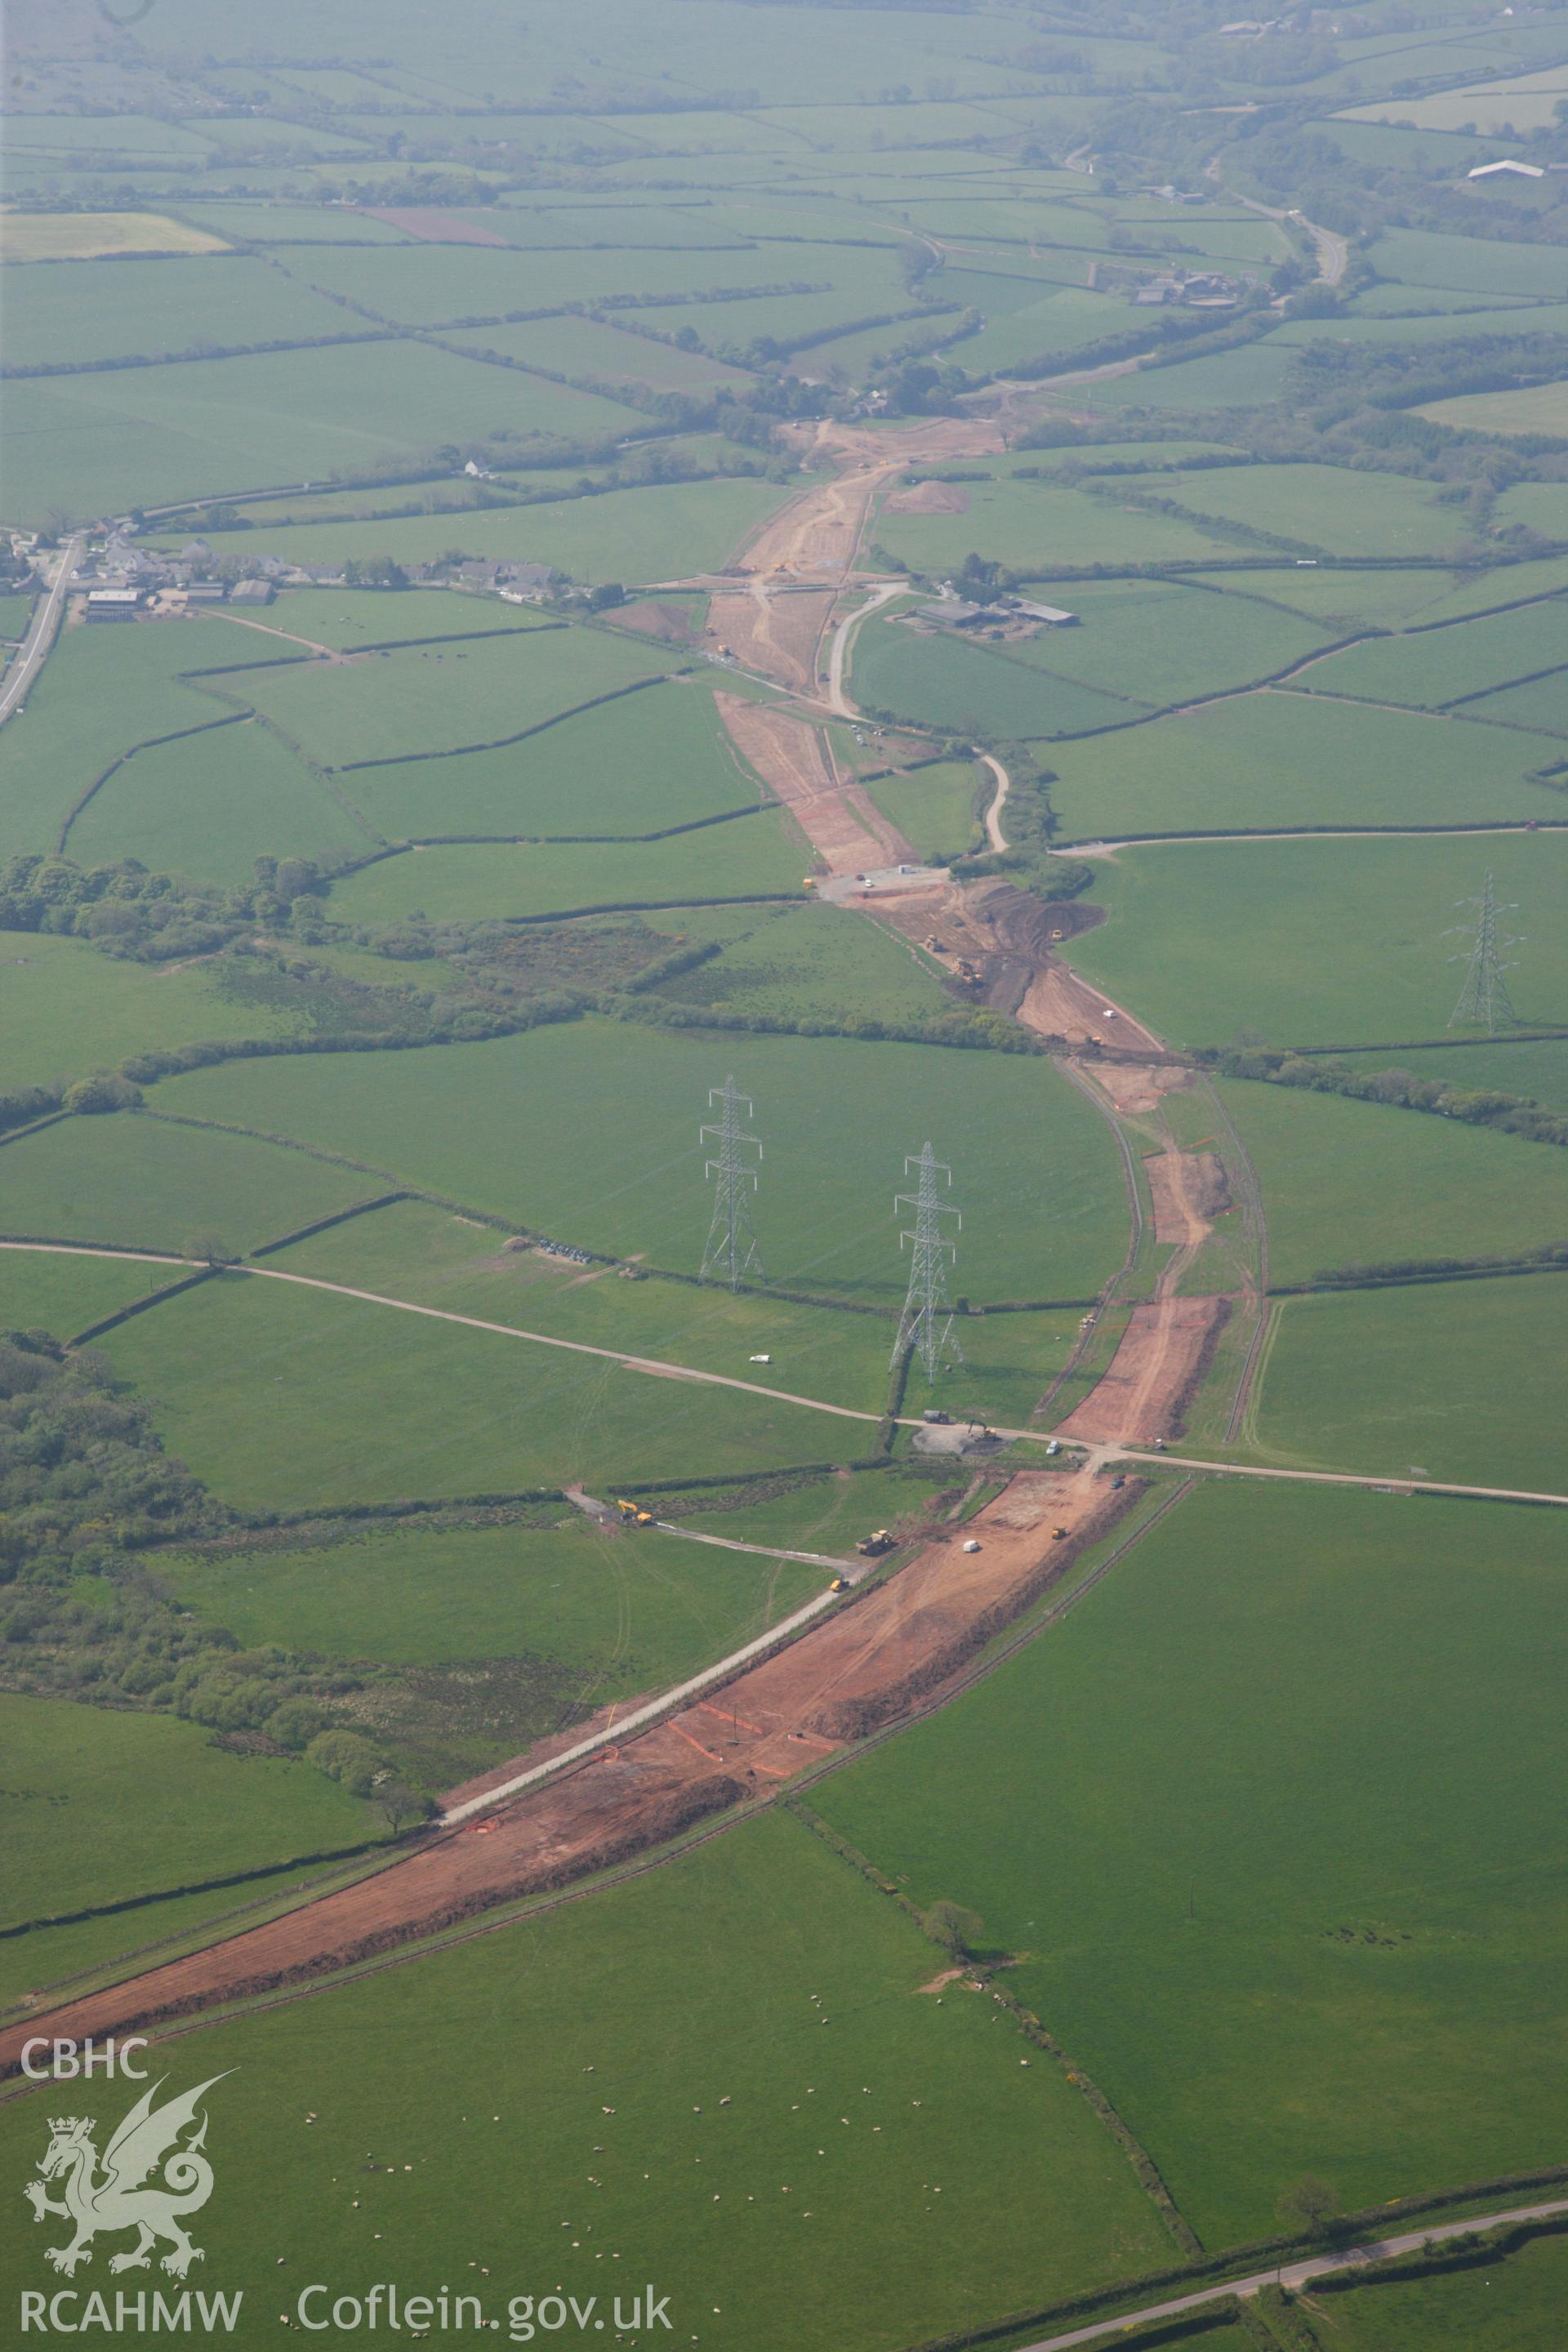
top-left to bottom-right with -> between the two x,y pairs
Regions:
0,1468 -> 1134,2068
0,425 -> 1251,2068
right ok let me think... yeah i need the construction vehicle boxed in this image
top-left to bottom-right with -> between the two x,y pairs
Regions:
961,1539 -> 982,1554
1152,1437 -> 1167,1453
1051,1525 -> 1068,1541
830,1575 -> 849,1593
1045,1439 -> 1060,1457
855,1529 -> 896,1557
922,1407 -> 951,1425
1111,1476 -> 1125,1490
616,1499 -> 655,1526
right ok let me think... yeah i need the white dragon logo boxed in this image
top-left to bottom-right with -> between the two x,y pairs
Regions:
24,2074 -> 229,2279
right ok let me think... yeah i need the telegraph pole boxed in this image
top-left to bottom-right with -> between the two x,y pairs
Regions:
699,1076 -> 765,1291
892,1142 -> 964,1382
1447,870 -> 1521,1035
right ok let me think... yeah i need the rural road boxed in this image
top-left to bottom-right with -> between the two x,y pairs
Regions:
1013,2198 -> 1568,2352
1062,822 -> 1568,854
0,533 -> 83,724
7,1243 -> 1566,1510
825,579 -> 903,715
439,1580 -> 842,1825
979,750 -> 1010,852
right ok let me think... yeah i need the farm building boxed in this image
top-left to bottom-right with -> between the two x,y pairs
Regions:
229,578 -> 275,606
83,588 -> 144,621
1467,159 -> 1544,180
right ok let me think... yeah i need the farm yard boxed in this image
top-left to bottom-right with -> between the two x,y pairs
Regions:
2,0 -> 1567,2345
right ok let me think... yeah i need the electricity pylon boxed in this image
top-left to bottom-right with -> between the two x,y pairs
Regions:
1447,869 -> 1520,1034
699,1076 -> 764,1291
891,1142 -> 964,1382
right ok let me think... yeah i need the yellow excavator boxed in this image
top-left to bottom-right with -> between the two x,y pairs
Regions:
616,1499 -> 655,1526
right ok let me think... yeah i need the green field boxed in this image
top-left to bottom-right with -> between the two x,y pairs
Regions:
150,1017 -> 1129,1304
1419,380 -> 1568,438
1299,599 -> 1568,710
0,619 -> 228,859
863,760 -> 982,862
1045,689 -> 1566,838
233,626 -> 671,769
1462,664 -> 1568,735
329,811 -> 805,919
1063,832 -> 1568,1049
650,899 -> 956,1025
342,679 -> 764,840
0,1689 -> 372,1936
0,1112 -> 378,1254
96,1267 -> 873,1511
69,712 -> 366,882
0,1242 -> 177,1339
2,253 -> 358,368
812,1481 -> 1568,2247
0,340 -> 648,524
209,589 -> 555,650
167,477 -> 790,584
1332,1036 -> 1568,1111
1312,2225 -> 1568,2350
1366,226 -> 1568,298
853,617 -> 1140,738
1240,1274 -> 1566,1490
0,209 -> 230,261
1214,1076 -> 1568,1285
0,1806 -> 1172,2352
449,311 -> 757,390
162,1515 -> 823,1677
871,476 -> 1231,576
263,1196 -> 1078,1428
0,932 -> 320,1092
1152,462 -> 1472,559
1083,336 -> 1296,411
1200,557 -> 1568,635
1001,577 -> 1328,706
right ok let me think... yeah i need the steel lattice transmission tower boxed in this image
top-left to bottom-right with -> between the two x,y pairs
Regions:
891,1142 -> 964,1383
1447,869 -> 1521,1035
699,1076 -> 765,1291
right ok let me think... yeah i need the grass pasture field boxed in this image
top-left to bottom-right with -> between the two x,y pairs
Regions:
1240,1273 -> 1567,1490
996,577 -> 1330,708
1199,556 -> 1568,636
68,710 -> 367,883
167,476 -> 789,586
863,759 -> 982,862
1214,1076 -> 1568,1285
1298,598 -> 1568,710
0,340 -> 648,525
0,931 -> 323,1093
1062,831 -> 1568,1049
340,679 -> 764,841
0,1689 -> 374,1938
1151,462 -> 1472,559
1331,1036 -> 1568,1111
327,813 -> 806,920
852,618 -> 1140,739
0,1111 -> 379,1256
203,590 -> 556,652
160,1515 -> 825,1677
0,1243 -> 189,1342
263,1195 -> 1080,1428
231,626 -> 671,770
811,1481 -> 1568,2247
1462,664 -> 1568,734
1044,688 -> 1566,838
149,1015 -> 1130,1306
1418,381 -> 1568,438
0,1807 -> 1174,2351
448,311 -> 757,391
871,475 -> 1232,577
1,253 -> 359,369
93,1267 -> 874,1510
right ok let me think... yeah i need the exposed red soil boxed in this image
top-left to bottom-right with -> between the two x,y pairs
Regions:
884,480 -> 970,514
611,599 -> 702,644
361,207 -> 508,244
1055,1297 -> 1231,1446
715,691 -> 912,873
705,585 -> 834,695
1146,1151 -> 1230,1243
0,1470 -> 1129,2069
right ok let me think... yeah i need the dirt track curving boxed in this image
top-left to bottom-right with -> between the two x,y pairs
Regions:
0,1470 -> 1129,2069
